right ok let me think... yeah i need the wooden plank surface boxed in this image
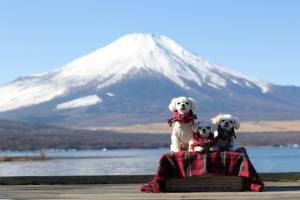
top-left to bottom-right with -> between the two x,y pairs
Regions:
0,182 -> 299,200
1,173 -> 300,185
165,175 -> 244,192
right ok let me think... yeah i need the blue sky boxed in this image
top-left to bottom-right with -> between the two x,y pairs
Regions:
0,0 -> 299,86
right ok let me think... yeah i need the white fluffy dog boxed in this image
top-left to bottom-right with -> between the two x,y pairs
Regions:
189,120 -> 217,152
212,114 -> 240,151
168,97 -> 197,152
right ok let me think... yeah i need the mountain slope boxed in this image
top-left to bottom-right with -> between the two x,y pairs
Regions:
0,33 -> 300,126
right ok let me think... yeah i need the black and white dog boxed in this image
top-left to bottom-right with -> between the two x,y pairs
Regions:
212,114 -> 240,151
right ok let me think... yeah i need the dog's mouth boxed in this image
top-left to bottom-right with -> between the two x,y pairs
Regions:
200,131 -> 210,138
223,124 -> 232,130
180,107 -> 186,111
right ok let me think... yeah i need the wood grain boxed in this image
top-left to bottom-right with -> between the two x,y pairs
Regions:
0,182 -> 300,200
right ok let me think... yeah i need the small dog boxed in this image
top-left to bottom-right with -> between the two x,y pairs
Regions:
189,120 -> 217,152
212,114 -> 240,151
168,97 -> 197,152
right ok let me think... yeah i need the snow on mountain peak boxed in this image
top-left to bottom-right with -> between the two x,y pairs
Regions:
54,33 -> 270,92
0,33 -> 270,112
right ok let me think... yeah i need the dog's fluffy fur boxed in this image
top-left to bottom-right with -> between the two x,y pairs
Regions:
212,114 -> 240,151
189,120 -> 217,152
169,97 -> 197,152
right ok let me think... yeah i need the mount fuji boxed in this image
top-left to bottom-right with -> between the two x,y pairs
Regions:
1,33 -> 300,127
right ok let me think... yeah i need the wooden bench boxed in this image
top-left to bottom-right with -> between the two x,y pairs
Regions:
165,174 -> 245,192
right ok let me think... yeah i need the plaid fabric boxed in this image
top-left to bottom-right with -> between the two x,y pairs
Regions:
167,111 -> 197,127
190,132 -> 215,151
141,147 -> 264,192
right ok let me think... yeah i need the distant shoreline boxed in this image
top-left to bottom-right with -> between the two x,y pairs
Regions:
1,118 -> 300,151
0,155 -> 139,162
1,131 -> 300,151
89,120 -> 300,134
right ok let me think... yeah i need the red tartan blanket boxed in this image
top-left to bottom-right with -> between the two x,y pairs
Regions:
167,111 -> 197,127
141,147 -> 264,192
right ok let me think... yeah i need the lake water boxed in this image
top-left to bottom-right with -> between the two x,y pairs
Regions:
0,147 -> 299,176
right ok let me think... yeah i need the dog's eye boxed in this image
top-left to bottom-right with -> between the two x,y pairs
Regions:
229,121 -> 233,123
186,102 -> 189,105
221,120 -> 225,122
177,102 -> 180,105
198,127 -> 202,129
206,126 -> 211,129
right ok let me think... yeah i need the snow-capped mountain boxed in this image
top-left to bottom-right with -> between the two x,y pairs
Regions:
1,33 -> 300,126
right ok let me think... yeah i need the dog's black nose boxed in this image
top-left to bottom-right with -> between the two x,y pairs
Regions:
225,122 -> 229,125
181,104 -> 186,108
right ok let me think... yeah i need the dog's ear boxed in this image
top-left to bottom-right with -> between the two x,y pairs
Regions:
168,98 -> 177,112
209,120 -> 218,133
212,114 -> 222,126
213,129 -> 219,138
188,98 -> 197,112
233,117 -> 240,129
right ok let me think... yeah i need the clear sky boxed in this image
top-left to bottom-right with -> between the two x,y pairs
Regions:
0,0 -> 299,86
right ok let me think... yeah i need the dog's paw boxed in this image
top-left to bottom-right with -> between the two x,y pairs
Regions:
211,146 -> 220,151
210,146 -> 218,151
194,146 -> 204,152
